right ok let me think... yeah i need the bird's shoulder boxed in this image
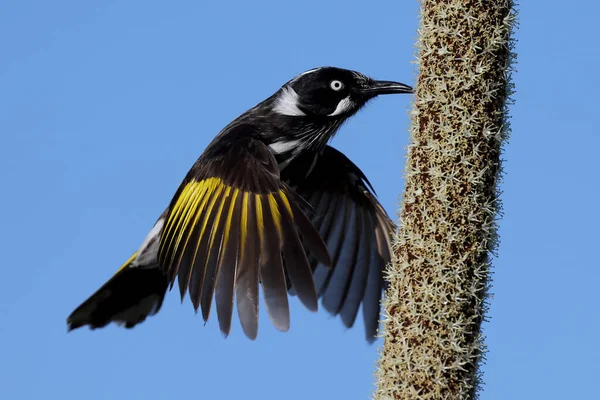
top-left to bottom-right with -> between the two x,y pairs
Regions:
179,122 -> 280,191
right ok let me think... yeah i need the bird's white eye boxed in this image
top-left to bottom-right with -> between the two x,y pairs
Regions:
330,80 -> 343,91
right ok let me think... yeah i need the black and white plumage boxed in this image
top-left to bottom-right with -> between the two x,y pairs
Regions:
67,66 -> 412,341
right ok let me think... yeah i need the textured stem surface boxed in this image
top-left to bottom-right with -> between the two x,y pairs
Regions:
374,1 -> 515,399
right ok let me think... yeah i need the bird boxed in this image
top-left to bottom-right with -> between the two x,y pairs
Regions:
67,66 -> 412,342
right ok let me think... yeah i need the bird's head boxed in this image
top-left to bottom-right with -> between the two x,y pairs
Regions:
242,66 -> 412,160
271,66 -> 412,119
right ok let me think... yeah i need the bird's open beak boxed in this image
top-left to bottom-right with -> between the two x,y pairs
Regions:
361,80 -> 413,96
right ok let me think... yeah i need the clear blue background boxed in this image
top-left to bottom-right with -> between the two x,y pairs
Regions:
1,1 -> 598,399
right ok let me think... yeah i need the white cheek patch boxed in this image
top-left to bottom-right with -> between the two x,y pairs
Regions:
273,87 -> 306,116
328,96 -> 353,116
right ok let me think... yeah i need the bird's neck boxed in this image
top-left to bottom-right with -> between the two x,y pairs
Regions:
267,117 -> 344,168
233,103 -> 345,169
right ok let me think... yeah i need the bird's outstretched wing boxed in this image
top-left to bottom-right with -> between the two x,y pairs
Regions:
282,145 -> 394,342
158,123 -> 331,339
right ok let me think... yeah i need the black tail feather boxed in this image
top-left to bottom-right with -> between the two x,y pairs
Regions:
67,266 -> 169,331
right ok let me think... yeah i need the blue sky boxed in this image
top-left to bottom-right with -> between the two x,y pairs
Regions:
1,1 -> 598,399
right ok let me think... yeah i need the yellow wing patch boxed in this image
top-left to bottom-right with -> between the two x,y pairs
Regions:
158,178 -> 294,279
267,192 -> 283,242
114,252 -> 138,276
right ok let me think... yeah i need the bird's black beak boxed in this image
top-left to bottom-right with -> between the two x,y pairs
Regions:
361,80 -> 413,96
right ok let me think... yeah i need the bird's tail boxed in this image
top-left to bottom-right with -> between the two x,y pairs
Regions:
67,253 -> 169,331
